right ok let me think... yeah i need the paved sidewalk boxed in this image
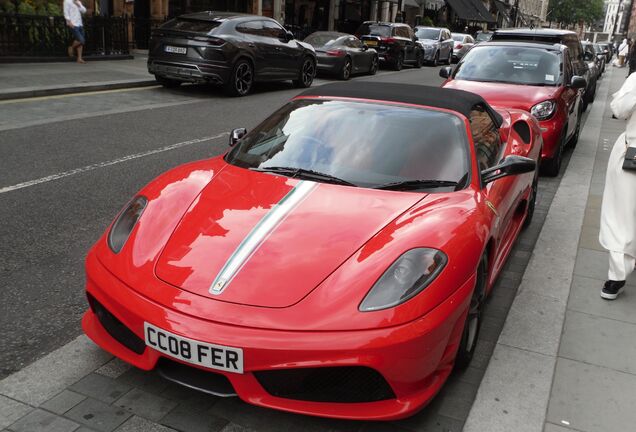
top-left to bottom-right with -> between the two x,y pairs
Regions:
0,55 -> 156,100
464,67 -> 636,432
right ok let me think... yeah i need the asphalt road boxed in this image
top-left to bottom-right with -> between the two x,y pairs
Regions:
0,65 -> 446,378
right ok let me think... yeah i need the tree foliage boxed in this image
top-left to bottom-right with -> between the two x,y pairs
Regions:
548,0 -> 604,26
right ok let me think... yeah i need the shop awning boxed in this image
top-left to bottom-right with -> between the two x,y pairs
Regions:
493,0 -> 509,17
444,0 -> 496,23
404,0 -> 420,8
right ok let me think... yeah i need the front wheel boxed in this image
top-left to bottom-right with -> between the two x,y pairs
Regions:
393,52 -> 404,71
293,57 -> 315,88
446,49 -> 453,65
225,59 -> 253,96
368,55 -> 378,75
542,130 -> 565,177
415,51 -> 423,68
340,57 -> 352,80
568,108 -> 582,149
455,255 -> 487,370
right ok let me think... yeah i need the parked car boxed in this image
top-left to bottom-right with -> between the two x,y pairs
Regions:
82,81 -> 540,420
413,26 -> 453,65
582,42 -> 601,92
451,33 -> 475,62
441,41 -> 586,176
356,22 -> 423,70
148,12 -> 316,96
474,30 -> 493,43
593,43 -> 607,74
491,28 -> 594,110
304,31 -> 378,79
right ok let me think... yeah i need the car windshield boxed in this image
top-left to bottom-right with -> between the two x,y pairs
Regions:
455,45 -> 562,86
475,33 -> 492,42
452,34 -> 466,42
416,28 -> 440,40
304,33 -> 345,48
358,24 -> 391,37
225,99 -> 469,191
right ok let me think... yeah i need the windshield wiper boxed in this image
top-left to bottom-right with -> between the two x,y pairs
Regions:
251,166 -> 357,187
374,179 -> 459,191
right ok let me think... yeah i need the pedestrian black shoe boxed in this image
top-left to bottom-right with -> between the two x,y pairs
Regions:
601,280 -> 626,300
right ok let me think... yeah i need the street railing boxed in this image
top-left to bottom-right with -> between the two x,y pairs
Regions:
0,13 -> 129,57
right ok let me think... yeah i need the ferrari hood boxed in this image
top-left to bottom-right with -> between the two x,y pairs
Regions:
443,79 -> 559,111
155,165 -> 424,308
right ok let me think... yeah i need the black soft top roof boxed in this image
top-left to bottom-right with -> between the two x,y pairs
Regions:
299,82 -> 503,127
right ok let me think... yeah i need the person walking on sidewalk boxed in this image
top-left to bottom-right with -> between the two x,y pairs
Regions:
618,39 -> 629,67
64,0 -> 87,64
600,72 -> 636,300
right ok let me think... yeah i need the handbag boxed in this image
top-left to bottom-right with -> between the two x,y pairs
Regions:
624,144 -> 636,171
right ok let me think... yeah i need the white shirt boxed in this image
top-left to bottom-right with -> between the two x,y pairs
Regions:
600,73 -> 636,258
64,0 -> 86,28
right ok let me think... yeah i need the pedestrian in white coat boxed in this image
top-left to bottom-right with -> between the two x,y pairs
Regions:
600,72 -> 636,299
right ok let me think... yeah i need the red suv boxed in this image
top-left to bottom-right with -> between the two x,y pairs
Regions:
441,41 -> 586,176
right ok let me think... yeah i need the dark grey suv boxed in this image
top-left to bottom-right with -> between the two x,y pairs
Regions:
148,12 -> 317,96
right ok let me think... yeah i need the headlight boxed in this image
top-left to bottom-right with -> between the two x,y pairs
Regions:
359,248 -> 447,312
108,196 -> 148,253
530,100 -> 557,121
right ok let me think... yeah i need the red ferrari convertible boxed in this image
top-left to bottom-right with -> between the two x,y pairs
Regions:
83,82 -> 541,420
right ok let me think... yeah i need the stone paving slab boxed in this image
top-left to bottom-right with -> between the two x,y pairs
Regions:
0,57 -> 156,100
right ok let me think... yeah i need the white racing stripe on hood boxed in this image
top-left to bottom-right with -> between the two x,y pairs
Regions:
209,180 -> 317,295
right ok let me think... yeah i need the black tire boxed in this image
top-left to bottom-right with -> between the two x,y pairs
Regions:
368,55 -> 379,75
415,50 -> 423,68
523,169 -> 539,229
455,255 -> 487,370
393,52 -> 404,71
155,75 -> 181,89
588,81 -> 597,102
340,57 -> 352,80
446,49 -> 453,65
225,59 -> 253,97
542,130 -> 565,177
293,57 -> 315,88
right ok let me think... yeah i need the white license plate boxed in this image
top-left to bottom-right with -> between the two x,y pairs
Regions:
164,45 -> 187,54
144,322 -> 243,373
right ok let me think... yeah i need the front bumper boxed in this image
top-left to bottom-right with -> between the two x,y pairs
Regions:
82,250 -> 473,420
538,115 -> 567,160
421,47 -> 437,61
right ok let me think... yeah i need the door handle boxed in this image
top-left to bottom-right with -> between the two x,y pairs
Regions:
275,47 -> 282,51
247,43 -> 256,48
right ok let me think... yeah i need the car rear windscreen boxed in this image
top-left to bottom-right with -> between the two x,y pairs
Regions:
162,18 -> 221,33
357,24 -> 391,37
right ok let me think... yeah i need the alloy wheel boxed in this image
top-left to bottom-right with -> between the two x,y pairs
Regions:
342,58 -> 352,80
233,61 -> 253,96
455,256 -> 487,370
302,59 -> 315,86
369,56 -> 378,75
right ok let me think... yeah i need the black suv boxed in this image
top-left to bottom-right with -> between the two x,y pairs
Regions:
491,28 -> 595,109
148,12 -> 317,96
355,22 -> 423,70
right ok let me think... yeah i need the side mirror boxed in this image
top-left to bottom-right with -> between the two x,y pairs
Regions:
583,51 -> 594,61
481,155 -> 536,185
284,30 -> 294,42
229,128 -> 247,146
413,35 -> 419,41
439,66 -> 452,79
569,76 -> 587,89
361,44 -> 368,51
